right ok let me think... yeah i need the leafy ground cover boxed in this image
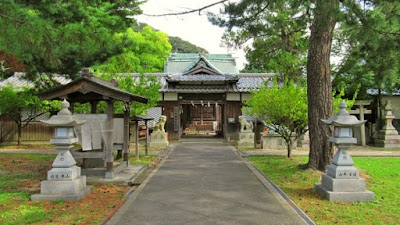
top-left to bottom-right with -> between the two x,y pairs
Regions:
0,153 -> 134,224
249,156 -> 400,225
0,143 -> 55,150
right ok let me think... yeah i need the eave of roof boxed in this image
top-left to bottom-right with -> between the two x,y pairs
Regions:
39,73 -> 148,103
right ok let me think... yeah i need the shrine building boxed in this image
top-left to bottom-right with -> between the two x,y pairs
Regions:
135,53 -> 274,140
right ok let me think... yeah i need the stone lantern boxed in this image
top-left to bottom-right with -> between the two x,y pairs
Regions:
315,101 -> 374,202
31,99 -> 93,201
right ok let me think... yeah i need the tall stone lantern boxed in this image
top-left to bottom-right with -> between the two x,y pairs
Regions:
315,101 -> 374,202
31,100 -> 93,201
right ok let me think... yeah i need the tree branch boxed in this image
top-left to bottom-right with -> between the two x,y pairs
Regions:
142,0 -> 229,17
0,12 -> 28,24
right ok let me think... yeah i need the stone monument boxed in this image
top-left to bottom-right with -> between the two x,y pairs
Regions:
238,116 -> 254,147
150,115 -> 169,148
31,100 -> 93,201
375,100 -> 400,148
315,101 -> 374,202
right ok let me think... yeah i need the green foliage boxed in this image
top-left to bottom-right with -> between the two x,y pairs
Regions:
169,36 -> 208,54
209,0 -> 310,83
333,84 -> 360,114
334,1 -> 400,98
94,26 -> 172,73
0,87 -> 58,134
244,79 -> 308,157
1,205 -> 49,225
0,0 -> 142,79
97,73 -> 161,116
249,156 -> 400,224
91,26 -> 168,116
0,192 -> 30,204
0,86 -> 57,144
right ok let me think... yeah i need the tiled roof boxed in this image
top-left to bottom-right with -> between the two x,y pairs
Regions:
0,73 -> 71,89
128,72 -> 274,93
367,89 -> 400,96
161,85 -> 230,93
165,53 -> 239,74
235,75 -> 272,92
166,74 -> 238,82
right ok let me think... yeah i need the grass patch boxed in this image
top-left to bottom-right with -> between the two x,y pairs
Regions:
238,146 -> 259,151
1,205 -> 49,225
0,143 -> 54,150
372,147 -> 400,152
248,156 -> 400,225
129,154 -> 158,165
0,154 -> 131,225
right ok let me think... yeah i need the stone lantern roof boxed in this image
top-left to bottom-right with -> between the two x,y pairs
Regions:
40,99 -> 85,127
321,101 -> 366,127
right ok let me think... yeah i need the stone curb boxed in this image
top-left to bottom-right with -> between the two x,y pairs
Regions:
103,144 -> 177,225
231,147 -> 315,225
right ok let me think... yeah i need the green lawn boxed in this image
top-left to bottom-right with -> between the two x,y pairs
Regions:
0,154 -> 54,224
248,156 -> 400,225
0,153 -> 133,224
129,154 -> 158,165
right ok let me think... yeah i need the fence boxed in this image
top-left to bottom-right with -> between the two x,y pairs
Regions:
0,116 -> 53,143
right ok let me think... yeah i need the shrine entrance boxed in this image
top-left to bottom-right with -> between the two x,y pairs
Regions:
180,101 -> 223,137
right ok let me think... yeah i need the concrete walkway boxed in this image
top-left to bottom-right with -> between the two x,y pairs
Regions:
106,138 -> 308,225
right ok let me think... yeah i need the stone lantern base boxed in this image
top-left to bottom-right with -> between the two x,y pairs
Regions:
315,151 -> 374,202
315,176 -> 375,202
31,150 -> 93,201
238,132 -> 254,147
31,176 -> 93,201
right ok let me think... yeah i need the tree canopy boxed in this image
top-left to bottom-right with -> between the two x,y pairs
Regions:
334,1 -> 400,99
209,0 -> 310,82
0,0 -> 142,79
169,36 -> 208,54
93,26 -> 172,74
244,79 -> 308,157
0,86 -> 56,145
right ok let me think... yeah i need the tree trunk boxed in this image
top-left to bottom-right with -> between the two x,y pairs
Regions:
306,0 -> 339,171
287,139 -> 292,158
17,121 -> 22,146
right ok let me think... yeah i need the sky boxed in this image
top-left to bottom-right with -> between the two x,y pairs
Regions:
135,0 -> 247,70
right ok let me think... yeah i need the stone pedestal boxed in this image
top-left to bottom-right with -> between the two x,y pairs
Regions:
238,132 -> 254,147
150,131 -> 169,148
375,101 -> 400,148
315,149 -> 374,202
261,133 -> 297,150
31,147 -> 93,201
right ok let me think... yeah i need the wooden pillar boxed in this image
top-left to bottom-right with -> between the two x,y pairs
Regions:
90,101 -> 98,114
105,100 -> 114,179
145,120 -> 149,156
359,106 -> 366,146
70,102 -> 75,114
135,120 -> 139,161
254,117 -> 257,148
123,102 -> 130,161
223,102 -> 228,140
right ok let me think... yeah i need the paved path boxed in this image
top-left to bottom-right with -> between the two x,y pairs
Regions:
107,139 -> 307,225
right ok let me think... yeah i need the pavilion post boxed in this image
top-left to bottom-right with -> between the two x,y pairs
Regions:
136,120 -> 140,161
145,120 -> 149,156
90,101 -> 98,114
123,103 -> 130,162
105,100 -> 114,179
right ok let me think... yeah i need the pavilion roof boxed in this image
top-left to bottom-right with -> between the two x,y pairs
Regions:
39,69 -> 148,104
